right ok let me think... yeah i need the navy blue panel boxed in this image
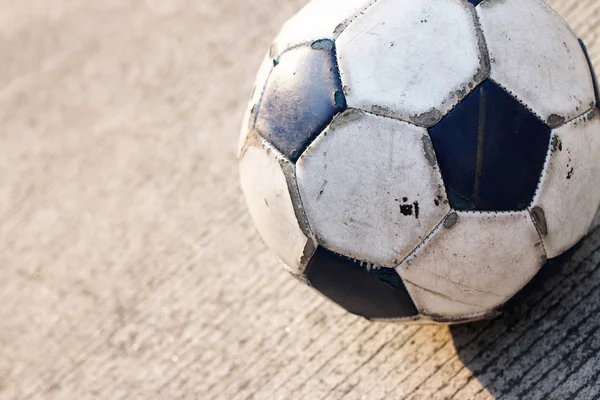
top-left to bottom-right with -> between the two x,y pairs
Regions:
429,80 -> 551,211
579,39 -> 600,108
466,0 -> 485,6
255,40 -> 346,161
304,247 -> 418,320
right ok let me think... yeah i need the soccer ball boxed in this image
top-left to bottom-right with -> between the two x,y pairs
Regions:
238,0 -> 600,323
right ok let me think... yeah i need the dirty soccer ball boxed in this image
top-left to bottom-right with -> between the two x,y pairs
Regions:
238,0 -> 600,323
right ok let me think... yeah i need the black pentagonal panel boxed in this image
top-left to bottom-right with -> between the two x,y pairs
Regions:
255,40 -> 347,161
304,247 -> 418,320
466,0 -> 485,6
579,39 -> 600,109
429,80 -> 551,211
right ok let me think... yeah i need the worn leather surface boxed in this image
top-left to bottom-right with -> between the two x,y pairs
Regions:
0,0 -> 598,398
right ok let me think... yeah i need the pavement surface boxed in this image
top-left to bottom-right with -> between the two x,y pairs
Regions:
1,0 -> 599,399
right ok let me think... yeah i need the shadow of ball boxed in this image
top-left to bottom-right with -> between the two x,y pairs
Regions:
449,226 -> 600,399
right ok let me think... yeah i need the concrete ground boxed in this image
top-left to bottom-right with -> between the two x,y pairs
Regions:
1,0 -> 599,399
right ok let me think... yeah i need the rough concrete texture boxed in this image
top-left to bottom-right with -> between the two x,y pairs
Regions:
0,0 -> 599,399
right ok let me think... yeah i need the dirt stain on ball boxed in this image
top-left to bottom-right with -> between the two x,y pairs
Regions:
551,136 -> 563,152
443,212 -> 459,229
399,199 -> 420,219
421,135 -> 437,167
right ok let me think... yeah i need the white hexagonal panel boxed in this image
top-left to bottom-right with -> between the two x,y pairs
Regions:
239,141 -> 316,274
336,0 -> 488,127
271,0 -> 377,58
397,211 -> 546,318
238,53 -> 274,158
532,109 -> 600,258
296,110 -> 450,268
478,0 -> 596,127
